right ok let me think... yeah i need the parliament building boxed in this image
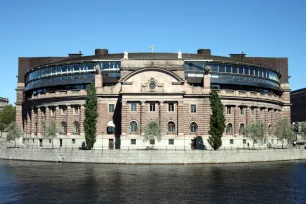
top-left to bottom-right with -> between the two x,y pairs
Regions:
16,48 -> 291,149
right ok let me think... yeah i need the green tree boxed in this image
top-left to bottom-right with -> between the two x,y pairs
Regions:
208,90 -> 226,150
0,105 -> 16,132
244,120 -> 265,147
275,118 -> 294,147
5,121 -> 21,147
300,121 -> 306,141
143,121 -> 161,146
45,119 -> 58,148
84,84 -> 98,149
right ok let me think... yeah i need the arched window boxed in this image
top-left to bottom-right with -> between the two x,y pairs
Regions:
190,122 -> 198,133
73,121 -> 80,135
239,123 -> 245,134
226,123 -> 233,135
61,122 -> 67,135
168,121 -> 175,133
129,121 -> 137,133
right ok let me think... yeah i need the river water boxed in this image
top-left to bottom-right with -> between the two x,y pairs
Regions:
0,160 -> 306,204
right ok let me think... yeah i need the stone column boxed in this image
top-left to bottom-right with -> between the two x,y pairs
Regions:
255,107 -> 260,121
67,106 -> 73,136
203,99 -> 211,136
95,74 -> 103,88
246,106 -> 250,125
37,108 -> 42,136
177,101 -> 184,136
80,105 -> 85,136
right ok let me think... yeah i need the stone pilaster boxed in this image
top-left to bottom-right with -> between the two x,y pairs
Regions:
177,101 -> 184,136
264,108 -> 269,135
234,106 -> 239,136
255,107 -> 260,121
16,105 -> 23,135
67,106 -> 72,135
159,102 -> 165,135
55,106 -> 60,136
95,74 -> 103,88
203,100 -> 210,136
121,101 -> 128,136
80,105 -> 85,136
15,83 -> 24,134
37,108 -> 41,136
31,108 -> 35,136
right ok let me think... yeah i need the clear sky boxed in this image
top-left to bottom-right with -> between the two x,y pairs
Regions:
0,0 -> 305,104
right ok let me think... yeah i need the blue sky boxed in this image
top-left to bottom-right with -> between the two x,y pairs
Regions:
0,0 -> 305,104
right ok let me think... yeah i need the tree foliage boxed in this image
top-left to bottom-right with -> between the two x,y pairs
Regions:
143,121 -> 161,143
5,121 -> 21,142
84,84 -> 98,149
275,118 -> 294,144
244,120 -> 265,145
208,90 -> 226,150
299,121 -> 306,140
0,105 -> 16,132
45,119 -> 58,138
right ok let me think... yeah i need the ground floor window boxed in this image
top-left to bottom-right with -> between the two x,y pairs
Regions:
230,139 -> 234,144
129,121 -> 137,133
169,139 -> 174,145
131,139 -> 136,145
73,121 -> 80,135
190,122 -> 198,133
150,139 -> 155,145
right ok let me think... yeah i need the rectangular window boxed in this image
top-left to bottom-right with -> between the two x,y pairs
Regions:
230,139 -> 234,144
191,104 -> 196,113
72,106 -> 80,115
131,139 -> 136,145
226,106 -> 231,114
168,103 -> 174,111
72,139 -> 76,144
109,104 -> 115,113
169,139 -> 174,145
240,107 -> 244,115
150,139 -> 155,145
243,139 -> 246,144
150,103 -> 155,111
131,103 -> 137,112
49,139 -> 52,144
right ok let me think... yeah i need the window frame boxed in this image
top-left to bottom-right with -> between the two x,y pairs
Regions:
191,104 -> 197,113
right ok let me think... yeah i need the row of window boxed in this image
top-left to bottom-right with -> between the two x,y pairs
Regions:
226,106 -> 280,115
26,61 -> 121,83
26,73 -> 95,88
109,103 -> 195,113
31,106 -> 80,117
184,61 -> 280,82
31,121 -> 80,136
129,121 -> 197,133
225,123 -> 273,135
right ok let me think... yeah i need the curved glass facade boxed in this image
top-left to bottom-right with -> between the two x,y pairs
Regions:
184,61 -> 280,83
26,61 -> 121,84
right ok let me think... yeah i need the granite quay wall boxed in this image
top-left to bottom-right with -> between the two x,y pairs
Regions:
0,147 -> 306,164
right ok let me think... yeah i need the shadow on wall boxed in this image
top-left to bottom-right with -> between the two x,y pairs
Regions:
113,96 -> 122,149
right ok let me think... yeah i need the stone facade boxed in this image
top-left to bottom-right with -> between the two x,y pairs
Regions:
16,49 -> 291,149
0,97 -> 8,110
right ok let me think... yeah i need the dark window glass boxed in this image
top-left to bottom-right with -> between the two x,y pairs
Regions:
219,64 -> 225,72
131,139 -> 136,145
250,68 -> 254,76
109,104 -> 115,112
244,67 -> 249,75
226,65 -> 231,73
255,69 -> 258,77
210,64 -> 218,72
131,103 -> 137,111
239,67 -> 244,74
232,66 -> 238,74
150,103 -> 155,111
168,103 -> 174,111
169,139 -> 174,145
191,104 -> 196,113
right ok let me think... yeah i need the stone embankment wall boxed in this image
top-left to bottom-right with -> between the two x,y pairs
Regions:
1,148 -> 306,164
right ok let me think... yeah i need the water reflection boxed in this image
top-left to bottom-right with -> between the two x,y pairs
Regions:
0,160 -> 306,204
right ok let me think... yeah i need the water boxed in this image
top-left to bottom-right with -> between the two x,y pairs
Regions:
0,160 -> 306,204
